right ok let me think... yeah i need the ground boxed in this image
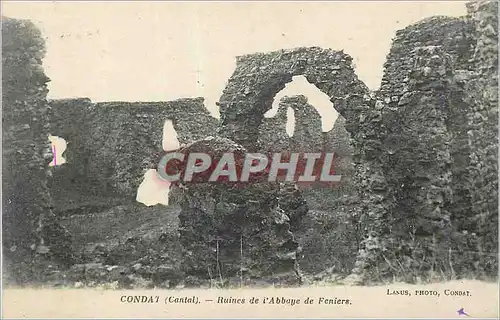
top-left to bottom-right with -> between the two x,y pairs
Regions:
4,200 -> 357,289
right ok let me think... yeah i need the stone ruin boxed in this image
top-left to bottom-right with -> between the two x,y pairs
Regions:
47,98 -> 218,212
2,0 -> 498,285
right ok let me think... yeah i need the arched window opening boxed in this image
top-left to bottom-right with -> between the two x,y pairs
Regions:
265,75 -> 339,132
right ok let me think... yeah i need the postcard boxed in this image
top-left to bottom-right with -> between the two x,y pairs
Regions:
2,0 -> 498,318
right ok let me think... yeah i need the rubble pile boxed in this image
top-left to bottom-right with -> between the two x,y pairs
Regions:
172,137 -> 301,287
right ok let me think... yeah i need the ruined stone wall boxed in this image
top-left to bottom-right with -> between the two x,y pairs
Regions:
218,47 -> 371,151
377,16 -> 475,232
258,102 -> 290,152
259,95 -> 325,153
354,0 -> 498,281
259,95 -> 357,229
217,49 -> 378,223
356,16 -> 469,281
47,98 -> 102,213
462,0 -> 498,277
178,46 -> 379,285
3,0 -> 496,286
217,48 -> 393,283
48,98 -> 218,212
2,17 -> 73,283
285,95 -> 324,153
171,137 -> 302,286
258,95 -> 355,189
379,45 -> 455,280
323,115 -> 355,181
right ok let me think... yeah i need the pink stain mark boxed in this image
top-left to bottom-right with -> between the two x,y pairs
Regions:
151,169 -> 171,188
52,144 -> 57,166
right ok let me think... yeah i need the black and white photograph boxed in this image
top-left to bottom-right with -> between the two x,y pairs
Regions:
1,0 -> 498,318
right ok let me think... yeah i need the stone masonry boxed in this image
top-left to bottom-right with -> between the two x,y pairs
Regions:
2,0 -> 497,285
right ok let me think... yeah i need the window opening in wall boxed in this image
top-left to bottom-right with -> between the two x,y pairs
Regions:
265,75 -> 339,132
285,107 -> 295,137
48,135 -> 67,166
136,119 -> 180,206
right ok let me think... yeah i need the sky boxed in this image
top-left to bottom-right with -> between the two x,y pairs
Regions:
3,1 -> 468,206
3,1 -> 467,120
